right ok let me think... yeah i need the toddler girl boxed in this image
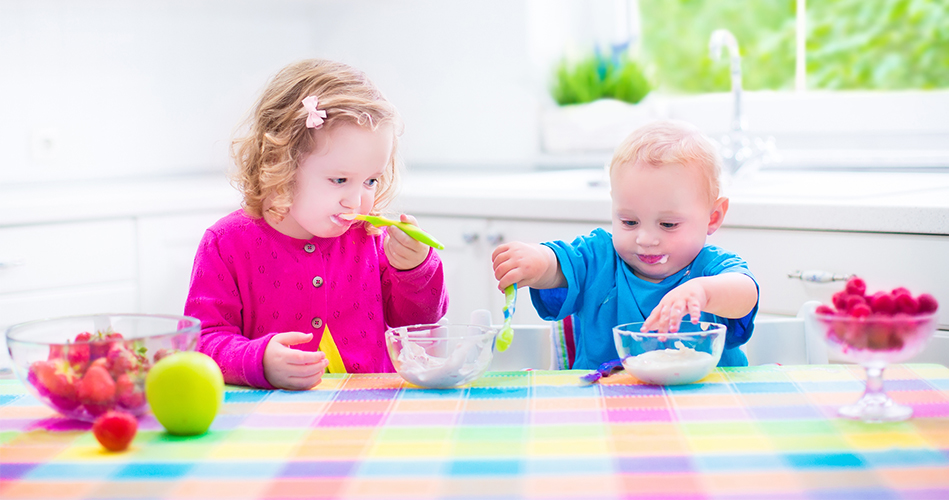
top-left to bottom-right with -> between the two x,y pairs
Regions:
185,59 -> 449,390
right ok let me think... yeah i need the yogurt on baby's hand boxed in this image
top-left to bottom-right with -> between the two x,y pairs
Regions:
621,341 -> 716,385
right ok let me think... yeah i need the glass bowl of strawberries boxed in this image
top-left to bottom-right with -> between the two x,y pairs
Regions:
807,277 -> 939,422
5,314 -> 201,422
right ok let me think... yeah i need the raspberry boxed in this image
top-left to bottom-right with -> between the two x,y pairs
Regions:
845,276 -> 867,297
892,287 -> 911,296
845,294 -> 867,312
815,304 -> 836,315
832,291 -> 851,310
869,292 -> 896,315
849,303 -> 872,318
895,293 -> 919,315
917,293 -> 939,314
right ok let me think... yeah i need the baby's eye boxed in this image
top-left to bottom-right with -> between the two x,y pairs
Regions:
660,222 -> 679,229
621,220 -> 638,227
365,178 -> 379,188
332,178 -> 347,185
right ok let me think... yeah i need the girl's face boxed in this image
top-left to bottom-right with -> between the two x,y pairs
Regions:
610,162 -> 725,283
273,122 -> 393,240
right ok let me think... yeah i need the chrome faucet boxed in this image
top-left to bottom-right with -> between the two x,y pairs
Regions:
709,29 -> 776,178
709,29 -> 744,134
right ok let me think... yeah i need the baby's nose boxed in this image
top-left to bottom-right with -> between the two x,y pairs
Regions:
636,230 -> 659,247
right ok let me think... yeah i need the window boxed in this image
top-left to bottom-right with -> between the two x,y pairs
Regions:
531,0 -> 949,170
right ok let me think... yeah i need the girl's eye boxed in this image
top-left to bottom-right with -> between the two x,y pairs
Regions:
365,178 -> 379,188
332,178 -> 347,185
621,220 -> 638,227
660,222 -> 679,229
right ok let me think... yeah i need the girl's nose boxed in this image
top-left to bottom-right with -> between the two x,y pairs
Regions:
340,188 -> 360,210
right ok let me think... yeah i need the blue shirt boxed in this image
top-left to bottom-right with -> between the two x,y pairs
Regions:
531,228 -> 758,369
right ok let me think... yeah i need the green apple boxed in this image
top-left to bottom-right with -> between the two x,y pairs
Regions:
145,352 -> 224,436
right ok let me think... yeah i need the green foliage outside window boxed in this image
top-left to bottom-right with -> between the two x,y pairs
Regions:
636,0 -> 949,93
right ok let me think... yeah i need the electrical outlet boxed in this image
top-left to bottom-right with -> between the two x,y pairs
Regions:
31,128 -> 61,164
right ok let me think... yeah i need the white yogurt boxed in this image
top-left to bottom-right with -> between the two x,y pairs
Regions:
621,341 -> 716,385
396,335 -> 492,389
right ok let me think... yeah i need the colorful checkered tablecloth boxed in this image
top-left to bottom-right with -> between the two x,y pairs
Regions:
2,364 -> 949,499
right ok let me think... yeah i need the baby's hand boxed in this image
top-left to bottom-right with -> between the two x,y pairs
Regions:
491,242 -> 561,291
642,281 -> 708,333
263,332 -> 329,390
384,214 -> 429,271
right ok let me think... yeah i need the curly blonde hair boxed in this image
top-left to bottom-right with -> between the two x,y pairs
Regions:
231,59 -> 403,222
609,120 -> 723,205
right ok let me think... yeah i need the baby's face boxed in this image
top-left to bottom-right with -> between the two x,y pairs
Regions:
610,162 -> 715,283
274,122 -> 392,239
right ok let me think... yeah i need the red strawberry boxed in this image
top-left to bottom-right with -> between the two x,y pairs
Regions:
895,293 -> 919,315
106,344 -> 139,378
845,277 -> 867,297
917,293 -> 939,314
869,292 -> 896,315
78,364 -> 116,412
92,411 -> 138,451
153,348 -> 173,363
832,291 -> 850,311
815,304 -> 836,315
75,331 -> 92,343
115,374 -> 146,410
849,303 -> 872,318
30,359 -> 81,412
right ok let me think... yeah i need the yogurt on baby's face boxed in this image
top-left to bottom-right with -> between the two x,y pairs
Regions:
621,341 -> 716,385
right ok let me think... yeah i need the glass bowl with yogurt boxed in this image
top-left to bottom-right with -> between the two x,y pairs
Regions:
613,321 -> 726,385
385,323 -> 498,389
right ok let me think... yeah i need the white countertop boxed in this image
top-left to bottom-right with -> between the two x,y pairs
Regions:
395,168 -> 949,235
3,169 -> 948,236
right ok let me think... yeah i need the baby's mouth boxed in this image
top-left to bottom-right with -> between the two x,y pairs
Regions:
638,254 -> 668,265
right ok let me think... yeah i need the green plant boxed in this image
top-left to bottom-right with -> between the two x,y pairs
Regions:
551,51 -> 651,106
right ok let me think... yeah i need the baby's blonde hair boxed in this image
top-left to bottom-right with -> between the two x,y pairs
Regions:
232,59 -> 403,222
609,120 -> 722,204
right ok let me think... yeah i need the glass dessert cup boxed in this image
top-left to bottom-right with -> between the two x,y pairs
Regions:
808,310 -> 939,422
385,323 -> 498,389
612,321 -> 726,385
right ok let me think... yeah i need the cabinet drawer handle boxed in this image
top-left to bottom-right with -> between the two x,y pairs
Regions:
787,270 -> 852,283
0,259 -> 25,270
485,233 -> 504,246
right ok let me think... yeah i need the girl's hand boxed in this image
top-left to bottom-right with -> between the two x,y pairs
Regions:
642,280 -> 707,334
384,214 -> 429,270
491,242 -> 565,291
263,332 -> 329,390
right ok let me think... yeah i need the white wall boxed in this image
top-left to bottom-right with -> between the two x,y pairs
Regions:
0,0 -> 540,185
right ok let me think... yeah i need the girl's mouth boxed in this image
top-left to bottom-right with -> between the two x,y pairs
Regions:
638,254 -> 668,265
332,214 -> 354,226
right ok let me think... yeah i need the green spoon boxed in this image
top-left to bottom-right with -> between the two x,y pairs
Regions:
496,284 -> 517,352
343,214 -> 445,250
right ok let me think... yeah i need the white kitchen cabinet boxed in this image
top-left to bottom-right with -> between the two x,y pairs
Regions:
414,215 -> 608,326
416,212 -> 949,366
0,219 -> 139,370
708,227 -> 949,330
137,210 -> 231,316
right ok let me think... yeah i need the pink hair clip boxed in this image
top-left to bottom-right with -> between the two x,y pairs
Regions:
301,95 -> 327,129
